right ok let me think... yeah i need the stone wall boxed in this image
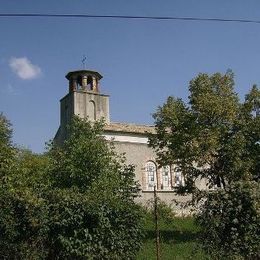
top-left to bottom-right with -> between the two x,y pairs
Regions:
104,134 -> 194,214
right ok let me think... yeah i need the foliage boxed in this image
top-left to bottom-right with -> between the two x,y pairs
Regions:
0,115 -> 143,259
144,198 -> 176,223
0,115 -> 50,259
197,181 -> 260,259
0,185 -> 50,259
138,211 -> 207,260
46,116 -> 143,259
0,113 -> 16,184
149,72 -> 260,258
0,113 -> 12,146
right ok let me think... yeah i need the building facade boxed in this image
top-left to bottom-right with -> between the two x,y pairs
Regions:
55,69 -> 191,208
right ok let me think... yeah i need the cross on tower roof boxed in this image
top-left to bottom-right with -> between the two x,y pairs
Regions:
81,55 -> 87,69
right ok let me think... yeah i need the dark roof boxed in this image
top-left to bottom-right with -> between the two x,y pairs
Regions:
104,122 -> 155,135
66,70 -> 103,80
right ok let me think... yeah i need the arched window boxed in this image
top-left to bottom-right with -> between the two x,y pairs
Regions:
87,76 -> 93,90
173,166 -> 184,187
160,166 -> 171,190
88,100 -> 96,121
76,75 -> 83,90
145,161 -> 157,190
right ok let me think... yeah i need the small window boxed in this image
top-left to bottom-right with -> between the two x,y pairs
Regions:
160,166 -> 171,190
145,161 -> 157,190
173,167 -> 184,187
88,100 -> 96,121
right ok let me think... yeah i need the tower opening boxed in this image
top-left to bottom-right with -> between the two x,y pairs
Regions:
76,75 -> 83,90
66,70 -> 102,93
87,76 -> 93,91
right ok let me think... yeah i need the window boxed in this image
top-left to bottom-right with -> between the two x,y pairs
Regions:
160,166 -> 171,190
88,100 -> 96,121
145,161 -> 157,190
173,167 -> 184,187
144,162 -> 183,191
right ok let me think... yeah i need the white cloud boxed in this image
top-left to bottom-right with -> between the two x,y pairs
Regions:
9,57 -> 42,80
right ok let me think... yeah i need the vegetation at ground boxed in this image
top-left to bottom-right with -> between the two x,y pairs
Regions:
137,202 -> 207,260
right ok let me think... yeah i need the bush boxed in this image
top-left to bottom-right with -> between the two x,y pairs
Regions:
46,117 -> 143,259
0,115 -> 143,259
197,181 -> 260,259
144,198 -> 176,223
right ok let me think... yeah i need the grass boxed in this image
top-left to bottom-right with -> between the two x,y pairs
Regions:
137,212 -> 208,260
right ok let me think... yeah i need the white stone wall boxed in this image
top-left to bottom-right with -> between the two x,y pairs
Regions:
74,92 -> 110,123
104,131 -> 194,213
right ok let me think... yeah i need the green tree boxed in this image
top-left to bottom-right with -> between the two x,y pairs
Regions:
198,181 -> 260,259
0,115 -> 143,259
149,72 -> 260,258
0,138 -> 49,259
46,117 -> 143,259
0,113 -> 15,184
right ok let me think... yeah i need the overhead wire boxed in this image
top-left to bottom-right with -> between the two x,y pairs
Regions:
0,13 -> 260,24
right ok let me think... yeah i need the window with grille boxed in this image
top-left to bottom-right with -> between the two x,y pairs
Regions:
145,161 -> 157,190
160,166 -> 171,190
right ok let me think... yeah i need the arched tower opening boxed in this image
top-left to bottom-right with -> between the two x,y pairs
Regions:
66,70 -> 101,93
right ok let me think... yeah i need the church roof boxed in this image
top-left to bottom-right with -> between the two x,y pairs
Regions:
104,122 -> 155,135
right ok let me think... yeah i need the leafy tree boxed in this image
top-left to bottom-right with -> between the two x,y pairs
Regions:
0,115 -> 143,259
0,141 -> 50,258
46,117 -> 143,259
0,113 -> 15,184
198,181 -> 260,259
242,85 -> 260,182
149,72 -> 260,258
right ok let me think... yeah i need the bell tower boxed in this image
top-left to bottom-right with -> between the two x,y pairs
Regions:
55,69 -> 110,143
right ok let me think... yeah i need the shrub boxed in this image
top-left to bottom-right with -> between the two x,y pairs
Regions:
197,181 -> 260,259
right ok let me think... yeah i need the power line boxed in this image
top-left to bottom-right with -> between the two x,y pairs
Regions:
1,13 -> 260,24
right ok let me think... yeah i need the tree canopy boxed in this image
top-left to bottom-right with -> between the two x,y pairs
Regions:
46,117 -> 142,259
0,113 -> 15,184
149,72 -> 260,258
0,115 -> 143,259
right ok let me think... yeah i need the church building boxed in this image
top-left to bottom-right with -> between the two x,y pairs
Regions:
54,69 -> 189,206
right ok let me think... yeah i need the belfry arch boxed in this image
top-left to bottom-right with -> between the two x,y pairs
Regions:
67,70 -> 101,93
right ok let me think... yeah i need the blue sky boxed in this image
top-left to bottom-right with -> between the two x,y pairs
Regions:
1,0 -> 260,153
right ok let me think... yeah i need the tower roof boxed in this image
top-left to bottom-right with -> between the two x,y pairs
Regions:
65,70 -> 103,80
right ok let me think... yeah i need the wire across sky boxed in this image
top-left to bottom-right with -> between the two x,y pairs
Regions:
1,13 -> 260,24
